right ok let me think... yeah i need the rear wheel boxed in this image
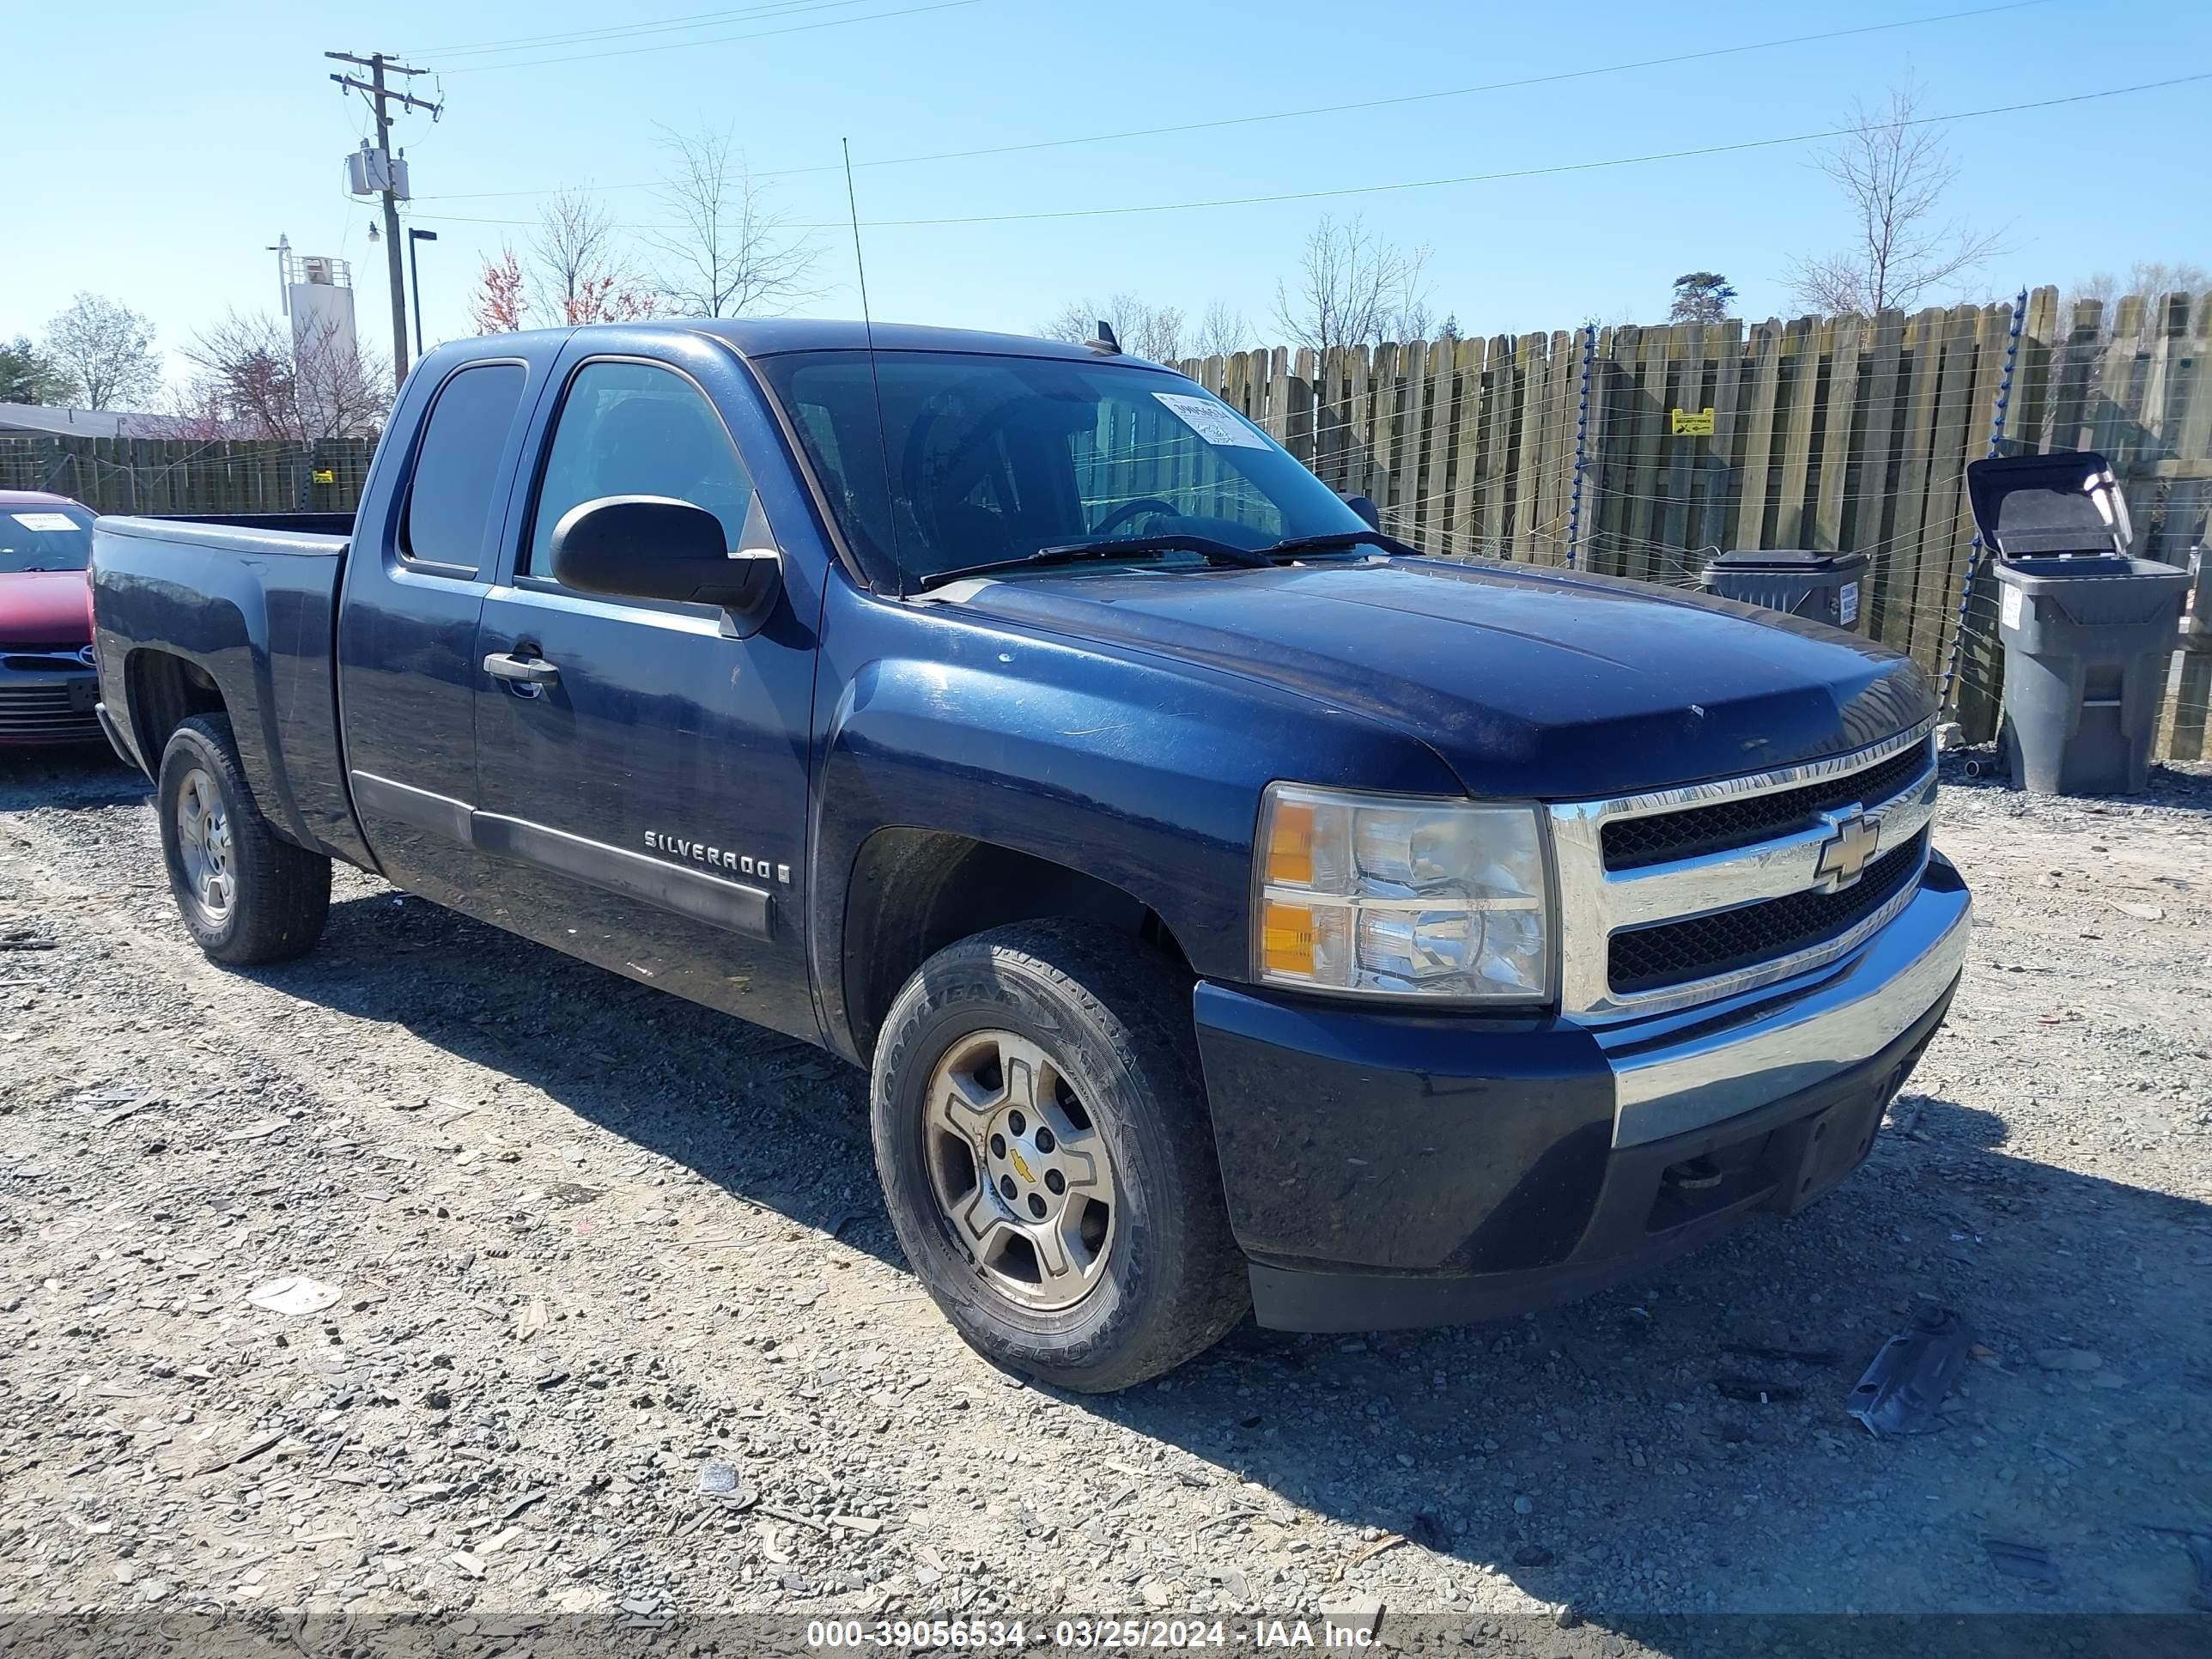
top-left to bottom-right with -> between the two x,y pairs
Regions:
156,714 -> 331,964
870,921 -> 1249,1392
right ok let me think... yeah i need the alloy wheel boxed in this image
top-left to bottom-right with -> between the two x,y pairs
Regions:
922,1028 -> 1119,1311
175,767 -> 235,924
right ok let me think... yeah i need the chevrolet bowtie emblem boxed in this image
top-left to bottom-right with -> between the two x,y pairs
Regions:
1812,805 -> 1882,892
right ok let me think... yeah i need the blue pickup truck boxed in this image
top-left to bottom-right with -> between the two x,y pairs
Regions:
89,320 -> 1969,1390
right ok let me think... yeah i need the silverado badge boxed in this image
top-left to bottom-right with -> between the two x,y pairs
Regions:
642,831 -> 791,884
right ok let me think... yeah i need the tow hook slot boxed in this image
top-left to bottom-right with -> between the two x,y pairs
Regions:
1662,1155 -> 1723,1192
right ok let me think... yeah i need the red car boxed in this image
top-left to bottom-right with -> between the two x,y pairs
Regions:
0,490 -> 102,746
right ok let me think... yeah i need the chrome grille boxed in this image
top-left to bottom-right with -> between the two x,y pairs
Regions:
1608,829 -> 1929,994
1548,718 -> 1938,1019
1601,741 -> 1933,872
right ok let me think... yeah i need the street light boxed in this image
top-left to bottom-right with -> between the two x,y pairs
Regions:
407,228 -> 439,359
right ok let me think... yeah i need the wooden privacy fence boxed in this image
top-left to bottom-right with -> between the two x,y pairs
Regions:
6,311 -> 2207,762
0,436 -> 379,519
1180,286 -> 2212,761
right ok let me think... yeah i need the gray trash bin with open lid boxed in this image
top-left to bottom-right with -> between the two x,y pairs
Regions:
1698,549 -> 1869,633
1969,450 -> 2190,795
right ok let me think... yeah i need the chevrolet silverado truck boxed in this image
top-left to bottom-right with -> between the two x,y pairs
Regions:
90,320 -> 1969,1391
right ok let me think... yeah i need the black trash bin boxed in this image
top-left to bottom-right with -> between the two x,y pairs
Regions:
1698,549 -> 1869,634
1968,451 -> 2190,796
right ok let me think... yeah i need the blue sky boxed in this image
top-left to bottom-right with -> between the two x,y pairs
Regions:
4,0 -> 2207,392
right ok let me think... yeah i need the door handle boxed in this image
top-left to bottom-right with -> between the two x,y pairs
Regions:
483,652 -> 560,687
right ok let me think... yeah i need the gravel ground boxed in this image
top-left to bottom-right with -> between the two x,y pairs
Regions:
1,744 -> 2209,1646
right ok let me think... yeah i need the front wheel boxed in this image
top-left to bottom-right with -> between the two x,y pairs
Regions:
156,714 -> 331,964
870,921 -> 1249,1392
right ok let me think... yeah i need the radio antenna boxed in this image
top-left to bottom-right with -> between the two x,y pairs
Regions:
842,137 -> 904,599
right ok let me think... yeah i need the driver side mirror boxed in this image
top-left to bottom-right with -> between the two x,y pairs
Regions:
1342,494 -> 1382,532
549,495 -> 782,628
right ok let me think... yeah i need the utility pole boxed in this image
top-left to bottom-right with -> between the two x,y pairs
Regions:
326,52 -> 440,390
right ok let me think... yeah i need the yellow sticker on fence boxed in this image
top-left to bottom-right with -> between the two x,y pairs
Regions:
1670,407 -> 1716,437
311,468 -> 336,485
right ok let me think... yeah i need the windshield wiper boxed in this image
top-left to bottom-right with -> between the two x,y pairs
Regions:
1256,528 -> 1422,561
915,533 -> 1271,591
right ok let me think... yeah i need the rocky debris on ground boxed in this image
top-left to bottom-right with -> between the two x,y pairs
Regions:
1,747 -> 2207,1625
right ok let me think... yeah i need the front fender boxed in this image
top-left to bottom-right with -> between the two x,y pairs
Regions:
806,593 -> 1463,1060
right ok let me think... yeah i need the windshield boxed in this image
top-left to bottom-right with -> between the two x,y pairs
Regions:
756,349 -> 1369,588
0,504 -> 94,574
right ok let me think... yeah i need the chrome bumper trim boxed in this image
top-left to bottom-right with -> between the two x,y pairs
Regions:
1598,877 -> 1971,1149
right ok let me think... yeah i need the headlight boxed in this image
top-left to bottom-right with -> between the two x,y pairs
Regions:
1254,783 -> 1553,1002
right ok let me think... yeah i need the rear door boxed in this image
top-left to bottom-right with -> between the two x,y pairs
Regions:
469,331 -> 823,1042
336,346 -> 556,909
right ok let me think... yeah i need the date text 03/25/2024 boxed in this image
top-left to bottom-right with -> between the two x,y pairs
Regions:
805,1618 -> 1377,1649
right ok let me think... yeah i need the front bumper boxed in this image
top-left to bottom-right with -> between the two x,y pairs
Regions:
0,654 -> 102,745
1193,854 -> 1971,1333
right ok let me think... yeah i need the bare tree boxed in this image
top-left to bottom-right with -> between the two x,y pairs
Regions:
1392,277 -> 1437,347
2073,260 -> 2212,303
532,189 -> 613,323
2064,259 -> 2210,321
1194,300 -> 1249,358
1272,216 -> 1435,355
180,311 -> 390,441
647,125 -> 817,319
1039,293 -> 1186,362
42,293 -> 163,410
530,189 -> 661,325
2120,258 -> 2209,295
1786,82 -> 2004,317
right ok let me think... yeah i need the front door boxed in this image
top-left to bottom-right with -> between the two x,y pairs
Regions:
471,341 -> 821,1042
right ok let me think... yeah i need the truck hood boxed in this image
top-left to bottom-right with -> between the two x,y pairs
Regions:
939,557 -> 1932,799
0,571 -> 94,649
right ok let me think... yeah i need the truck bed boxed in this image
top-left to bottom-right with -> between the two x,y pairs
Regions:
90,513 -> 366,868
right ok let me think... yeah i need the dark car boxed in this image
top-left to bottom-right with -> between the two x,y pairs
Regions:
0,491 -> 101,746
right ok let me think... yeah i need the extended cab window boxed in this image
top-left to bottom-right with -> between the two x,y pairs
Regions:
401,362 -> 527,574
524,361 -> 754,578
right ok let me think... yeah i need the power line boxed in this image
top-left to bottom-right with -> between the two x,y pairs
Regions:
834,71 -> 2212,228
428,0 -> 983,75
781,0 -> 2056,179
410,0 -> 2049,200
401,70 -> 2212,235
404,0 -> 878,59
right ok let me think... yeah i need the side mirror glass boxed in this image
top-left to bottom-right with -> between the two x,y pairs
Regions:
1342,494 -> 1382,532
549,495 -> 781,625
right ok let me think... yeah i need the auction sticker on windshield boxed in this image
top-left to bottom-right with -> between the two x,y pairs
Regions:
10,513 -> 80,532
1153,392 -> 1268,449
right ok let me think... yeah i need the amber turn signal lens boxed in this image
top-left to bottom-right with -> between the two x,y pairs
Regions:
1260,898 -> 1316,978
1265,802 -> 1316,887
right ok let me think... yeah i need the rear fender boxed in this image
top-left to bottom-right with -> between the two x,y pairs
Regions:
93,524 -> 353,861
